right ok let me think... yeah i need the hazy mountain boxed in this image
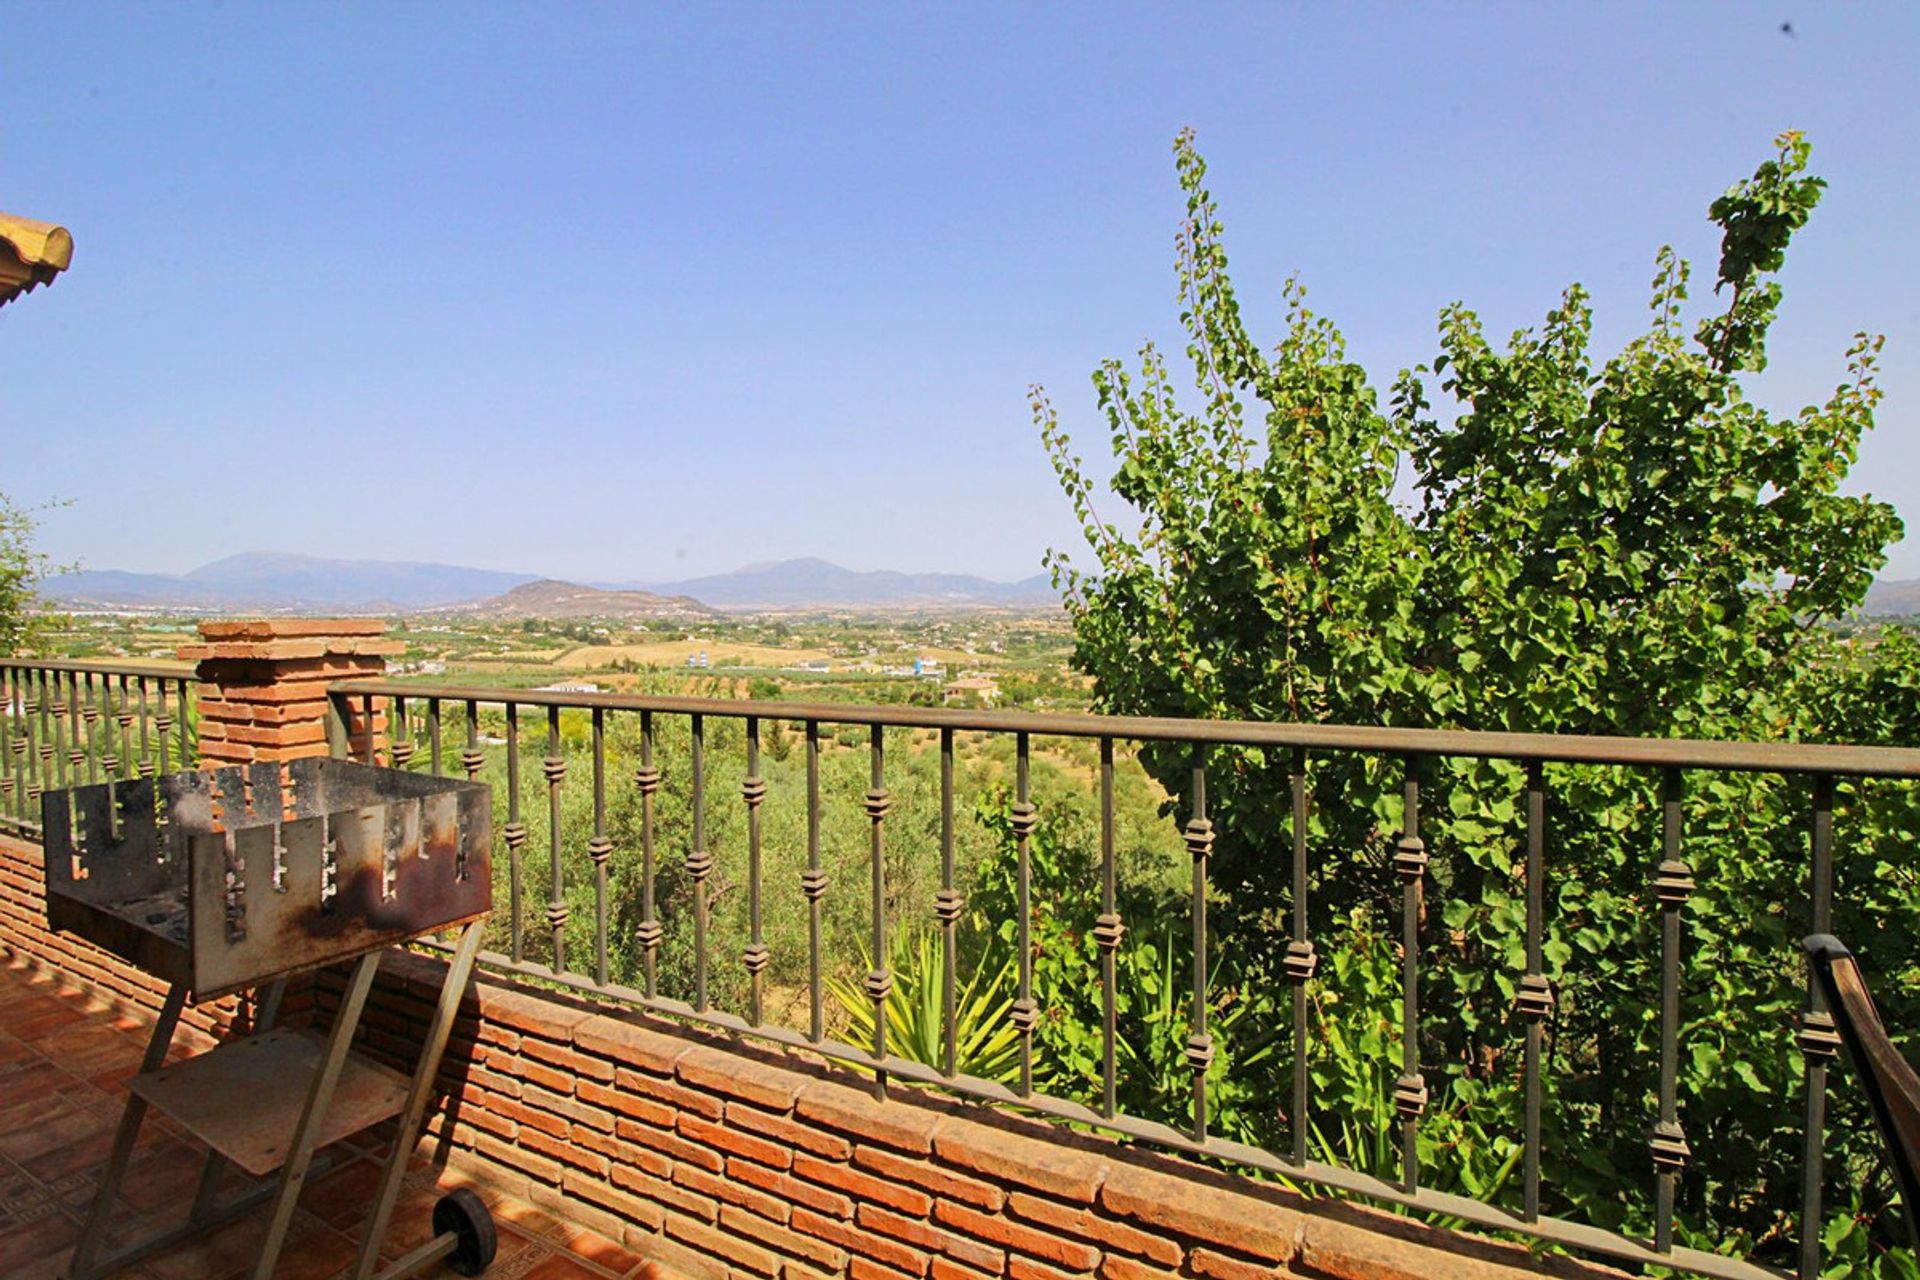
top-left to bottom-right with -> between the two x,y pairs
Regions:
42,552 -> 541,612
41,551 -> 1057,614
456,580 -> 720,621
618,557 -> 1057,610
1862,577 -> 1920,617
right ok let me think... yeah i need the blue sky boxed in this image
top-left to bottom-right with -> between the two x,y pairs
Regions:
5,4 -> 1918,583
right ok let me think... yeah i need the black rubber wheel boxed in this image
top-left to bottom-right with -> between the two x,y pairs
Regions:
433,1187 -> 497,1276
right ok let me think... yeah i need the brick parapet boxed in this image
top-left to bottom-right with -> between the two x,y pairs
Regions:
319,950 -> 1627,1280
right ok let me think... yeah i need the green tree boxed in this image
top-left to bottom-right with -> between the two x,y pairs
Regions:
0,492 -> 64,653
1037,129 -> 1916,1271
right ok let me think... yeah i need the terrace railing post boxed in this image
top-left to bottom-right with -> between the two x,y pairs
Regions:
1393,754 -> 1430,1196
634,711 -> 662,999
864,724 -> 894,1098
688,713 -> 712,1011
937,727 -> 963,1080
503,701 -> 526,964
1517,759 -> 1556,1223
801,719 -> 825,1042
1797,774 -> 1841,1279
1284,749 -> 1317,1165
1095,736 -> 1122,1118
742,717 -> 769,1026
1185,749 -> 1215,1142
1010,732 -> 1038,1098
589,707 -> 612,988
543,704 -> 568,973
1652,767 -> 1695,1253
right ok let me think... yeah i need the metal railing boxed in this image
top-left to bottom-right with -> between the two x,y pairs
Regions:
0,659 -> 197,834
317,679 -> 1913,1278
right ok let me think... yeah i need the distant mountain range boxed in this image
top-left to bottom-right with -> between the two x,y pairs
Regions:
453,580 -> 721,621
1863,577 -> 1920,617
40,552 -> 1057,614
612,557 -> 1055,610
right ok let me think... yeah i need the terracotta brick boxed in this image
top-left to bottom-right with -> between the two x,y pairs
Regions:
518,1124 -> 609,1176
615,1116 -> 723,1173
933,1201 -> 1101,1271
579,1077 -> 675,1126
858,1204 -> 1006,1274
1009,1261 -> 1093,1280
575,1012 -> 690,1074
679,1113 -> 793,1170
490,1094 -> 569,1139
523,1035 -> 616,1082
794,1079 -> 940,1154
663,1211 -> 781,1275
729,1101 -> 853,1160
792,1206 -> 931,1275
720,1203 -> 849,1270
794,1153 -> 932,1217
677,1044 -> 802,1111
855,1144 -> 1006,1211
1007,1192 -> 1183,1266
614,1065 -> 724,1120
732,1159 -> 855,1220
674,1162 -> 792,1224
472,1130 -> 562,1185
1188,1249 -> 1281,1280
610,1165 -> 719,1221
850,1261 -> 921,1280
933,1120 -> 1108,1204
474,984 -> 595,1037
1098,1163 -> 1300,1264
199,618 -> 388,640
1101,1257 -> 1174,1280
931,1260 -> 998,1280
522,1081 -> 614,1132
518,1056 -> 574,1094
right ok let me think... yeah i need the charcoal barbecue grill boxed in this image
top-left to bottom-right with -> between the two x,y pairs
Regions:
42,758 -> 499,1280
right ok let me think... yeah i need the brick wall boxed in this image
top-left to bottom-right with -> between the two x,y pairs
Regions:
324,950 -> 1622,1280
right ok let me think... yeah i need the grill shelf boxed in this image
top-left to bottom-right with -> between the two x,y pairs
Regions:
43,759 -> 498,1280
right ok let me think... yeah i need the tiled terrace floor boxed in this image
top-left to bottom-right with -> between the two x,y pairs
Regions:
0,958 -> 664,1280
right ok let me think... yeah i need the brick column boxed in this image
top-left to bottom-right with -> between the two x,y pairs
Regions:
179,619 -> 401,768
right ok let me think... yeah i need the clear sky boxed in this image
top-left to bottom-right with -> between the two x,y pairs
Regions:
5,4 -> 1918,583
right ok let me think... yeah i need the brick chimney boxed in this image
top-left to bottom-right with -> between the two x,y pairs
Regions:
178,620 -> 401,768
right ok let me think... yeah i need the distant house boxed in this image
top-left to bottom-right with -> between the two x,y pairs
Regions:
788,660 -> 831,673
685,651 -> 710,669
912,659 -> 946,679
537,681 -> 602,694
943,676 -> 999,706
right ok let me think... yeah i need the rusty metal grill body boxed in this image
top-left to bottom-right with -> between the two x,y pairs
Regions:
41,760 -> 498,1280
42,758 -> 491,1001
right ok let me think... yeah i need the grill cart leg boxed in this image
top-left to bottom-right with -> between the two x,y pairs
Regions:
352,921 -> 488,1280
67,983 -> 187,1280
247,950 -> 383,1280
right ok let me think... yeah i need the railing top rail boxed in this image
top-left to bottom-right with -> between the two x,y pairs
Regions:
327,677 -> 1920,779
2,657 -> 194,680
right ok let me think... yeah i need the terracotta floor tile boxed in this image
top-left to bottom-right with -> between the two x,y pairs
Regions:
521,1253 -> 612,1280
561,1225 -> 646,1275
0,1101 -> 108,1164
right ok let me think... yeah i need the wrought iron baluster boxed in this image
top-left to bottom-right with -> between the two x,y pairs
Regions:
54,671 -> 70,789
359,693 -> 377,765
1517,759 -> 1555,1222
1394,754 -> 1430,1195
1287,747 -> 1316,1165
390,696 -> 413,769
504,702 -> 526,964
1186,748 -> 1215,1142
115,675 -> 133,780
67,671 -> 84,784
1011,732 -> 1038,1097
154,678 -> 171,779
864,725 -> 893,1097
137,677 -> 152,780
938,727 -> 962,1080
1798,774 -> 1839,1280
176,679 -> 192,767
689,714 -> 712,1012
461,700 -> 483,782
634,711 -> 661,999
544,705 -> 568,973
1651,766 -> 1693,1253
588,708 -> 612,988
803,721 -> 825,1043
428,697 -> 442,775
0,667 -> 14,818
742,718 -> 769,1026
1096,737 -> 1123,1118
83,671 -> 101,784
19,669 -> 39,816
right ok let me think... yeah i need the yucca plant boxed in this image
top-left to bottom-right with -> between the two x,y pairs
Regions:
828,930 -> 1025,1087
